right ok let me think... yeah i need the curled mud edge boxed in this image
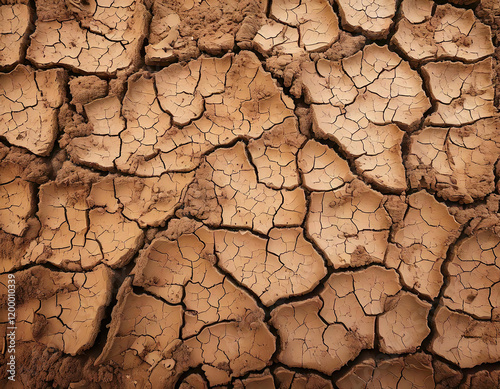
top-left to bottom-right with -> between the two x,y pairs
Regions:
0,0 -> 500,387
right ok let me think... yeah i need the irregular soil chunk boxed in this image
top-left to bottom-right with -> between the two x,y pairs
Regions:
233,370 -> 275,388
68,75 -> 108,112
252,22 -> 302,56
107,53 -> 295,176
270,0 -> 340,52
95,278 -> 183,387
377,292 -> 431,354
422,58 -> 495,126
270,297 -> 364,374
27,0 -> 148,75
215,227 -> 327,306
68,96 -> 125,170
177,320 -> 276,387
0,4 -> 32,68
179,374 -> 209,389
247,117 -> 306,189
184,142 -> 306,234
334,0 -> 396,39
132,221 -> 263,337
0,65 -> 65,156
407,117 -> 500,203
430,306 -> 500,368
306,179 -> 392,268
112,173 -> 194,227
336,353 -> 435,389
3,0 -> 500,384
392,4 -> 495,62
26,173 -> 144,270
319,266 -> 402,348
386,191 -> 461,298
274,367 -> 333,389
443,230 -> 500,320
400,0 -> 433,24
0,265 -> 112,355
297,140 -> 354,191
305,45 -> 428,192
145,0 -> 266,64
461,368 -> 500,389
0,161 -> 35,236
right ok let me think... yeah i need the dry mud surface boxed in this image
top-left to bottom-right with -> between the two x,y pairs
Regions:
1,0 -> 500,387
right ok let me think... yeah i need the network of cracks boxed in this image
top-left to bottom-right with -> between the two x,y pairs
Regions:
1,0 -> 500,387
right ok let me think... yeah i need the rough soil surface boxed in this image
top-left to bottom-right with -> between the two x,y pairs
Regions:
1,0 -> 500,388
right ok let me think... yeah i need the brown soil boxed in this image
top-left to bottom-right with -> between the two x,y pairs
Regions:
1,0 -> 500,388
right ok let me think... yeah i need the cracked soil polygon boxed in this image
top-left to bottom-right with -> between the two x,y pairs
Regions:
0,4 -> 32,69
393,4 -> 495,63
0,65 -> 65,156
2,0 -> 500,386
387,190 -> 461,298
407,117 -> 500,203
1,264 -> 112,355
306,179 -> 391,268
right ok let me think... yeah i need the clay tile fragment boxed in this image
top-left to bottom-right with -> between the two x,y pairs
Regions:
306,179 -> 392,268
392,4 -> 495,62
443,230 -> 500,320
270,297 -> 364,374
430,306 -> 500,368
387,191 -> 461,298
297,140 -> 354,191
270,0 -> 340,52
215,227 -> 327,306
0,4 -> 32,69
407,117 -> 500,203
334,0 -> 396,39
0,65 -> 65,156
0,264 -> 113,355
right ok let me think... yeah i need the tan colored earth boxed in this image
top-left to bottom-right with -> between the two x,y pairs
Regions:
1,0 -> 500,387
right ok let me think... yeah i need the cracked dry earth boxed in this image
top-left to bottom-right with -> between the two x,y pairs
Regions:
1,0 -> 500,388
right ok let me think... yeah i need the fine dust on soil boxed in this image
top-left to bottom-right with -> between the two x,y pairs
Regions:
1,0 -> 500,388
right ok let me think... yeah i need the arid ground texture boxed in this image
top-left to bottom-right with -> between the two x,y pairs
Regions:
1,0 -> 500,387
